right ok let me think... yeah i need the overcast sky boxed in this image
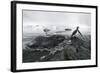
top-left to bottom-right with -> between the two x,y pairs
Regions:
23,10 -> 91,35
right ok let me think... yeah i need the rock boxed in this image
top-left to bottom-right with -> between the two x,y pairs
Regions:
27,35 -> 65,49
23,35 -> 91,62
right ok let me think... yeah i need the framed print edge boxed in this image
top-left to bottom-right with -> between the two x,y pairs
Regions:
11,1 -> 98,72
11,1 -> 17,72
96,6 -> 98,67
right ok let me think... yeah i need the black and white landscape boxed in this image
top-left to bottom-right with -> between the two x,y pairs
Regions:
22,10 -> 91,63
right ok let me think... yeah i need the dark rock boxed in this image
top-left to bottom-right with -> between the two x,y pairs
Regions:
27,35 -> 65,49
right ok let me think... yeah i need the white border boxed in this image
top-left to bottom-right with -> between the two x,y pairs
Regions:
16,3 -> 96,70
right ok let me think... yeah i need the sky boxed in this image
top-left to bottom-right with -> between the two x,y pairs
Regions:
23,10 -> 91,35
